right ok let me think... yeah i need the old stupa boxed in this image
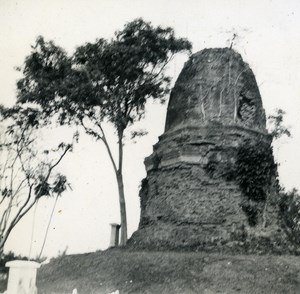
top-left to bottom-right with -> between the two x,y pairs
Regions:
129,48 -> 290,252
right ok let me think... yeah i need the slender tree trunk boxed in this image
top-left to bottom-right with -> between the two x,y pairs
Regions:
0,243 -> 3,259
39,194 -> 59,259
117,129 -> 127,246
116,172 -> 127,246
99,125 -> 128,246
0,189 -> 36,253
29,200 -> 39,258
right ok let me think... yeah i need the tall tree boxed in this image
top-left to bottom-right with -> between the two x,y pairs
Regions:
0,106 -> 73,255
16,18 -> 192,245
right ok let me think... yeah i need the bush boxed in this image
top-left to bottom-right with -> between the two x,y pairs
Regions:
235,140 -> 277,202
280,189 -> 300,244
0,252 -> 29,274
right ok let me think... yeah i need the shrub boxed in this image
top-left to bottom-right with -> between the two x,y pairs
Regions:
280,189 -> 300,244
235,140 -> 277,202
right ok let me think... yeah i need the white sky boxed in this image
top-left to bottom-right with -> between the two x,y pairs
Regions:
0,0 -> 300,258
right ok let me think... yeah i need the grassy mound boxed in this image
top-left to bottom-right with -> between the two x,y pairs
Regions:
37,249 -> 300,294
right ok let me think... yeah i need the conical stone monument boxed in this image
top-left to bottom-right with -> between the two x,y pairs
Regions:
129,48 -> 292,252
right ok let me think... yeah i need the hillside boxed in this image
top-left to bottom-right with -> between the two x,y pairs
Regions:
37,249 -> 300,294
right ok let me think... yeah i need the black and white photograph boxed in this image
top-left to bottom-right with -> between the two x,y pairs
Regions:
0,0 -> 300,293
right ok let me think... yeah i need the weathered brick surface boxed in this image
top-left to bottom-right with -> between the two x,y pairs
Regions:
165,48 -> 266,132
129,48 -> 292,252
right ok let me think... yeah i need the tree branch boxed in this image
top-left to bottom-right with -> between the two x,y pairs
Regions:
97,123 -> 118,174
0,184 -> 35,249
46,144 -> 72,182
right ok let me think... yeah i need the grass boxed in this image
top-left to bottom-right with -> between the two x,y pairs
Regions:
37,248 -> 300,294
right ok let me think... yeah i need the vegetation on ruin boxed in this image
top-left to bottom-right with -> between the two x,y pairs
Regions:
225,108 -> 299,234
268,109 -> 291,139
235,141 -> 277,202
235,140 -> 278,226
280,188 -> 300,244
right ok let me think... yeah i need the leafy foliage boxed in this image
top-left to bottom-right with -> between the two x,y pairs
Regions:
235,140 -> 277,202
222,140 -> 279,226
130,129 -> 148,142
16,18 -> 192,245
52,174 -> 69,195
0,106 -> 72,253
280,189 -> 300,244
241,202 -> 259,227
0,252 -> 29,275
232,109 -> 290,203
229,110 -> 293,228
268,108 -> 291,139
17,18 -> 192,132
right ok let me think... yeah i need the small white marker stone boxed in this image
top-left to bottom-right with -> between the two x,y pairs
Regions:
5,260 -> 40,294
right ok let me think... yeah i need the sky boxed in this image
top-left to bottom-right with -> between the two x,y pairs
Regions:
0,0 -> 300,258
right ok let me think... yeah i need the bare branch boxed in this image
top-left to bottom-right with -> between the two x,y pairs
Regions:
0,118 -> 71,252
80,118 -> 103,141
46,145 -> 72,181
89,117 -> 118,174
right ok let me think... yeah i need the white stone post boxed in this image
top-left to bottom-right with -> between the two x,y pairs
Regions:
5,260 -> 40,294
109,223 -> 121,247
